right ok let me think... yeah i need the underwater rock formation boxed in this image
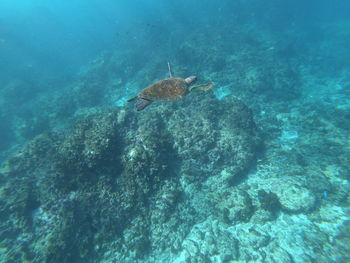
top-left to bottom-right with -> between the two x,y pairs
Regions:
0,91 -> 260,263
275,183 -> 316,213
177,218 -> 239,262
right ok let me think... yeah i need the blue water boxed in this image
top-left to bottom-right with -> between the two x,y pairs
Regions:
0,1 -> 349,262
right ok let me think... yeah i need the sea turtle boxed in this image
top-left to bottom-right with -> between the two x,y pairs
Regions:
127,63 -> 214,111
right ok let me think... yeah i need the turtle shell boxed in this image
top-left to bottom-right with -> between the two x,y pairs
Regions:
139,78 -> 189,101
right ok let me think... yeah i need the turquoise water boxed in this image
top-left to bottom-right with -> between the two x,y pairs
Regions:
0,1 -> 349,262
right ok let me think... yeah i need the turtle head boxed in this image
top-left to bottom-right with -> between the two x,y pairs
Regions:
185,76 -> 197,85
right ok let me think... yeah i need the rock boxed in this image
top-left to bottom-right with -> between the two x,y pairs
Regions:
275,185 -> 316,213
235,227 -> 271,261
251,209 -> 276,223
216,189 -> 256,224
266,247 -> 295,263
178,219 -> 239,262
258,189 -> 281,212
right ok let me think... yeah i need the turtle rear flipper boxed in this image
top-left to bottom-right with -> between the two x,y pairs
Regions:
189,82 -> 214,92
127,96 -> 138,102
135,98 -> 152,111
127,96 -> 152,110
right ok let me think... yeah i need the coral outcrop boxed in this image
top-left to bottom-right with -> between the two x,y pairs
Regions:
0,91 -> 259,263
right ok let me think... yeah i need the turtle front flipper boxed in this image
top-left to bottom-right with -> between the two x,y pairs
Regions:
135,98 -> 152,111
189,82 -> 214,92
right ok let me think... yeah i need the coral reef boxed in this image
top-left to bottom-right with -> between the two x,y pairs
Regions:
0,91 -> 259,262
